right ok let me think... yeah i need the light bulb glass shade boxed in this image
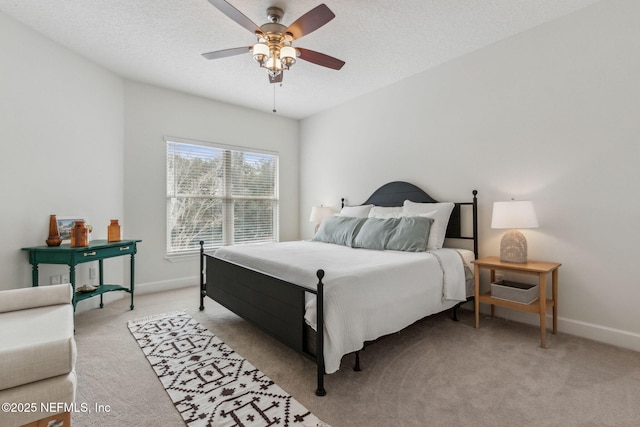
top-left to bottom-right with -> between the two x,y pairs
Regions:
280,46 -> 296,68
252,43 -> 269,64
309,206 -> 334,224
265,54 -> 282,72
491,201 -> 539,229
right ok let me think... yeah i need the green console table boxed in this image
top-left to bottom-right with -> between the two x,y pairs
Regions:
22,239 -> 142,311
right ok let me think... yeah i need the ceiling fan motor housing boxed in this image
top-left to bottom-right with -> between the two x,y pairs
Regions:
266,7 -> 284,23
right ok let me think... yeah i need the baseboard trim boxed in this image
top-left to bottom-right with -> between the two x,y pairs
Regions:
557,316 -> 640,352
481,305 -> 640,353
134,276 -> 198,295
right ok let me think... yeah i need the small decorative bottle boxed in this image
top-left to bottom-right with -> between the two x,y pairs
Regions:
71,220 -> 89,247
108,219 -> 121,242
46,214 -> 62,246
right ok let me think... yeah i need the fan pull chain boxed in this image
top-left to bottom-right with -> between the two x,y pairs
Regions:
272,83 -> 277,113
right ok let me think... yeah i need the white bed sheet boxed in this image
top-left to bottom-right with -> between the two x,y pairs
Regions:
213,240 -> 473,374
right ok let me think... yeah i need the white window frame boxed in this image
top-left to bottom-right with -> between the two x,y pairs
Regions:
165,136 -> 279,257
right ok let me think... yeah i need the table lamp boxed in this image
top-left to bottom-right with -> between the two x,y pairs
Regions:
491,200 -> 539,263
309,206 -> 334,233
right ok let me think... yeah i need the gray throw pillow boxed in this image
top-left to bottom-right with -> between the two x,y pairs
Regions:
385,216 -> 434,252
353,217 -> 401,250
313,216 -> 367,247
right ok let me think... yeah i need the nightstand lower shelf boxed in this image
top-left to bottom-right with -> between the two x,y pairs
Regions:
478,291 -> 554,314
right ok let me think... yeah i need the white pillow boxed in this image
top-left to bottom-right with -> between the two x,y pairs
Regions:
368,206 -> 403,219
402,200 -> 455,250
339,204 -> 373,218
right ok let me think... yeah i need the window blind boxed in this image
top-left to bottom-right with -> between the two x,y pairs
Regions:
166,139 -> 279,255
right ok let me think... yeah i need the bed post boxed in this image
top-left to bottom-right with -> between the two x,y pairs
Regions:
452,189 -> 479,322
199,240 -> 205,311
472,190 -> 478,259
315,269 -> 326,396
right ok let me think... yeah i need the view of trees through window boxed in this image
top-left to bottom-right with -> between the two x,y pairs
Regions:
166,140 -> 279,254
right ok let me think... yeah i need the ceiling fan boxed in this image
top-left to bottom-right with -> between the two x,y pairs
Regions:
202,0 -> 345,84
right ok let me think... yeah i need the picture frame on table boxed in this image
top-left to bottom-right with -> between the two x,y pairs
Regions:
56,216 -> 90,244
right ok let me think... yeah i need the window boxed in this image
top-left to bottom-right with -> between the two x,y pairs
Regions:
166,138 -> 279,255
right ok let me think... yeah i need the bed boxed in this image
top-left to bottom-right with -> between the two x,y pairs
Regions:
199,181 -> 478,396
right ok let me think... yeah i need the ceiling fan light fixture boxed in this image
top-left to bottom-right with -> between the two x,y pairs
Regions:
203,2 -> 345,85
252,42 -> 269,64
279,46 -> 296,68
265,54 -> 283,76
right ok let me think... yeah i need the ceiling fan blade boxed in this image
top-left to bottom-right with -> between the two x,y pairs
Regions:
269,73 -> 284,84
207,0 -> 263,35
202,46 -> 251,60
296,48 -> 345,70
285,4 -> 335,40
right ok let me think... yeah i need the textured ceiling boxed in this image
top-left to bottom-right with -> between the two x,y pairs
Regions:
0,0 -> 600,119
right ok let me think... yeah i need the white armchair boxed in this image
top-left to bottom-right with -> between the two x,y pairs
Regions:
0,284 -> 77,427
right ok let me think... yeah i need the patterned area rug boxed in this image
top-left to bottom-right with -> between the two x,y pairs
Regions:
128,311 -> 329,427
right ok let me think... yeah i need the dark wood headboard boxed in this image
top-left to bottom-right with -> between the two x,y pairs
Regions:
362,181 -> 438,206
343,181 -> 478,257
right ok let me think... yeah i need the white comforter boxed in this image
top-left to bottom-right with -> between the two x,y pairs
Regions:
213,240 -> 472,374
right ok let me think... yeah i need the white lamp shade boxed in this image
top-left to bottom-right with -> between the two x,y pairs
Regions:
309,206 -> 334,224
252,43 -> 269,63
279,46 -> 296,66
491,201 -> 539,229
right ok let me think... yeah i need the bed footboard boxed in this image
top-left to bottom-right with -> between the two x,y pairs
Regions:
199,242 -> 326,396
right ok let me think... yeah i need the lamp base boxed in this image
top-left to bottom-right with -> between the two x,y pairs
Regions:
500,229 -> 528,263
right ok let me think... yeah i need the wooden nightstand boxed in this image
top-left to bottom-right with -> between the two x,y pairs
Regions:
473,256 -> 561,348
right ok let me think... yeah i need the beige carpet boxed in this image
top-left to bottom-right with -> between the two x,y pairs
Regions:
73,285 -> 640,427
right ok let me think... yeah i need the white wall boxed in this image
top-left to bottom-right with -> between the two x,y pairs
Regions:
123,81 -> 299,292
299,0 -> 640,351
0,10 -> 124,293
